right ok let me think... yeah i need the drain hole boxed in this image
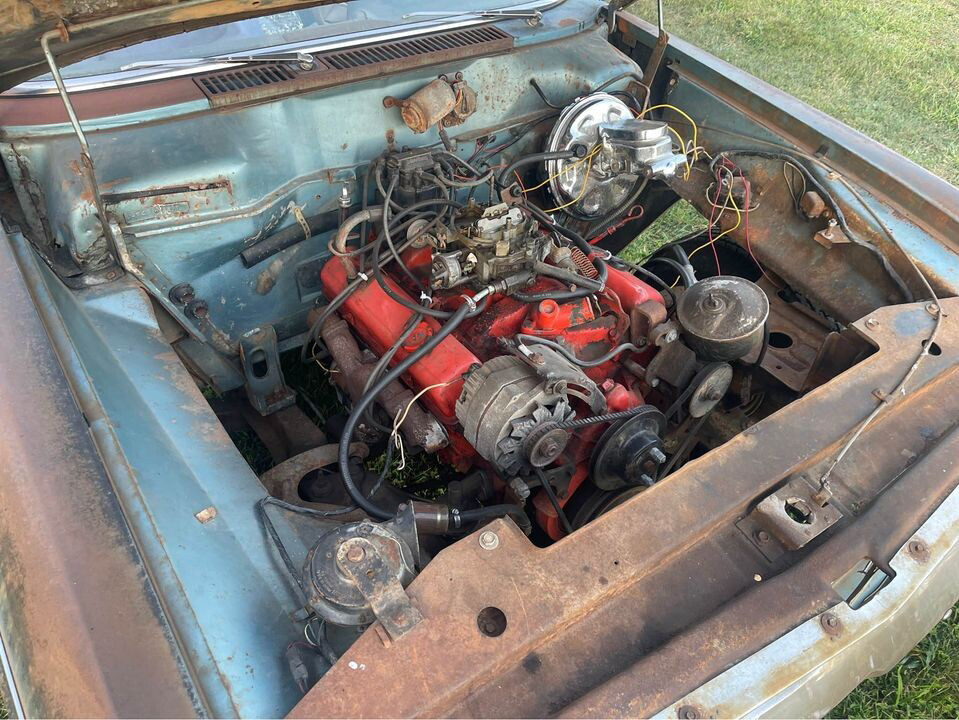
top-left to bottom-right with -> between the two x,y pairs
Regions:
477,607 -> 507,637
768,331 -> 794,349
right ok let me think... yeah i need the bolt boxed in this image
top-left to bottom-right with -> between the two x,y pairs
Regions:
639,473 -> 655,487
169,282 -> 196,305
926,303 -> 940,316
820,612 -> 842,636
185,299 -> 209,319
677,705 -> 700,719
529,352 -> 545,365
908,539 -> 928,562
649,447 -> 667,464
479,531 -> 499,550
357,523 -> 373,536
649,377 -> 660,388
345,545 -> 366,563
509,478 -> 531,500
865,317 -> 879,329
755,530 -> 771,544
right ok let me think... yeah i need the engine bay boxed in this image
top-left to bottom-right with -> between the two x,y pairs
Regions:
241,78 -> 869,679
2,9 -> 952,713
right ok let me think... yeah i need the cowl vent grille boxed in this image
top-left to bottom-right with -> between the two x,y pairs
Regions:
195,26 -> 513,107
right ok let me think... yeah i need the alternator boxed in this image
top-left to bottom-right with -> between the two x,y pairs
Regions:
455,356 -> 574,476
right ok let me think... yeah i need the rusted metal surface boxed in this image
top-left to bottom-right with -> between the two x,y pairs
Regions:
0,229 -> 201,715
613,12 -> 959,297
290,298 -> 959,718
194,26 -> 512,109
753,277 -> 830,391
260,442 -> 368,506
321,313 -> 449,453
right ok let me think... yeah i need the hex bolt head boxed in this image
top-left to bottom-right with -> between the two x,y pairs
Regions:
479,531 -> 499,551
820,612 -> 842,636
755,530 -> 771,544
865,317 -> 879,329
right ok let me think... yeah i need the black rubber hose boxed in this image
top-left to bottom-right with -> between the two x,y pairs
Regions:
646,256 -> 696,288
496,148 -> 584,189
241,209 -> 340,267
336,301 -> 475,520
457,504 -> 531,533
521,203 -> 609,296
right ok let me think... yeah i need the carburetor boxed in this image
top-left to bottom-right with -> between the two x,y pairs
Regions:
430,203 -> 550,288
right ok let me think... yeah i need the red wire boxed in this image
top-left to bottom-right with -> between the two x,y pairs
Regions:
720,157 -> 779,288
706,167 -> 724,275
588,207 -> 645,245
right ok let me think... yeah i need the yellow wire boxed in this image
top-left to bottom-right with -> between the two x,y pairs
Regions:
541,151 -> 596,213
522,145 -> 602,193
665,126 -> 692,180
688,183 -> 742,261
638,103 -> 699,167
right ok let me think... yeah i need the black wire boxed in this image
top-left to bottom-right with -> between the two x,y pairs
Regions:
382,174 -> 424,290
337,301 -> 475,519
646,256 -> 696,287
535,468 -> 573,534
496,148 -> 583,189
256,496 -> 355,600
529,78 -> 564,109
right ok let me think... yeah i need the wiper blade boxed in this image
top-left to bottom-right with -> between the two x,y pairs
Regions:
120,51 -> 316,72
402,0 -> 566,25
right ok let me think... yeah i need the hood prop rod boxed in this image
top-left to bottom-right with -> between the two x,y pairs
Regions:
40,25 -> 119,270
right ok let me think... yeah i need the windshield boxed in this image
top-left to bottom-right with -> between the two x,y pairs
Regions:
47,0 -> 549,80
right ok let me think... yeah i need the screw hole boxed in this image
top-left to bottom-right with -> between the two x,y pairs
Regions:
477,606 -> 507,637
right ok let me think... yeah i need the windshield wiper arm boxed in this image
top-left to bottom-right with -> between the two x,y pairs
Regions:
120,51 -> 316,72
402,0 -> 567,25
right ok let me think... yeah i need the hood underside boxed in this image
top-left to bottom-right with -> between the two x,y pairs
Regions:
0,0 -> 341,92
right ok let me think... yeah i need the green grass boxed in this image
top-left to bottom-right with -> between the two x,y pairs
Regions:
625,1 -> 959,716
627,0 -> 959,185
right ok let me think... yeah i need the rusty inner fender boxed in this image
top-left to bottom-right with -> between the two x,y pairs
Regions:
291,298 -> 959,718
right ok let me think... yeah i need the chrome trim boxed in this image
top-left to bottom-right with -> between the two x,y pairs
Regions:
0,623 -> 25,719
8,15 -> 494,96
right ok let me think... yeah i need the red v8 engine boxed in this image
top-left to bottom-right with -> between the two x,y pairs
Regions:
321,201 -> 670,538
315,90 -> 768,542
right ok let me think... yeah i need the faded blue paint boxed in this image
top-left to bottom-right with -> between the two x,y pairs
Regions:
0,7 -> 631,716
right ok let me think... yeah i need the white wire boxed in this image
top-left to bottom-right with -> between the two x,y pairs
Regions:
389,381 -> 452,472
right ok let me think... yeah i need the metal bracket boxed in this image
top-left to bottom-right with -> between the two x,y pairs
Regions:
238,325 -> 295,415
737,477 -> 843,561
337,537 -> 423,642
